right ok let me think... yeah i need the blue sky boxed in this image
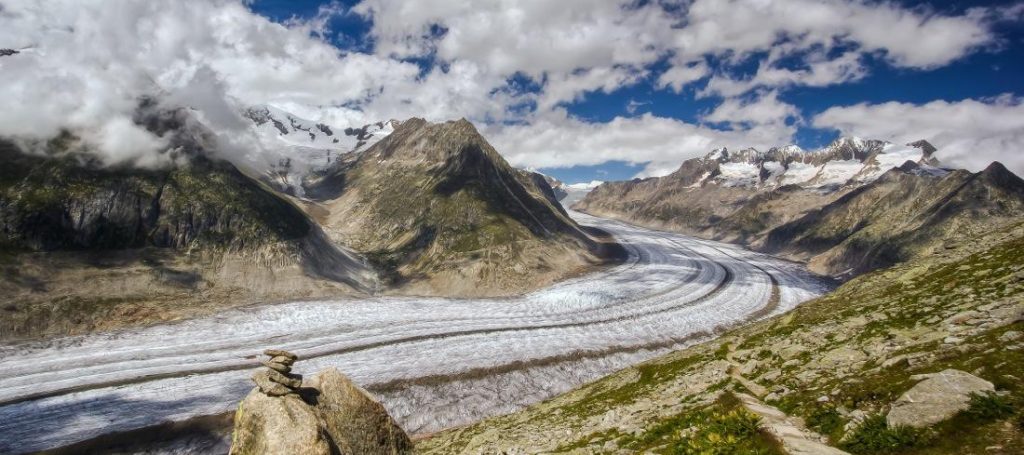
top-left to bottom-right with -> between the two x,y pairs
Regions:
243,0 -> 1024,184
4,1 -> 1023,181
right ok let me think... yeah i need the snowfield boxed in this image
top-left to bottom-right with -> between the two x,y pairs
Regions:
0,209 -> 831,454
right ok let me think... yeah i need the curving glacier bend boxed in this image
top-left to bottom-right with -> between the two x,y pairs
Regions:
0,210 -> 832,454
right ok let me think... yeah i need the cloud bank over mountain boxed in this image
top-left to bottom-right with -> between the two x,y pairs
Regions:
0,0 -> 1021,176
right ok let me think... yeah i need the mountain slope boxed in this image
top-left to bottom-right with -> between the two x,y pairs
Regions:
0,131 -> 375,340
419,220 -> 1024,455
763,161 -> 1024,277
301,118 -> 617,296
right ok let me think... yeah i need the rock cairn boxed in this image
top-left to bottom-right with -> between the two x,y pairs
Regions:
251,349 -> 303,396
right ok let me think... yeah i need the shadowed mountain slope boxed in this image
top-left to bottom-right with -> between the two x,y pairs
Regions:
0,127 -> 375,340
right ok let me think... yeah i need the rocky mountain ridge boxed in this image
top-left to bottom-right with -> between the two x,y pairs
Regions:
298,117 -> 619,296
245,105 -> 399,195
575,137 -> 1024,278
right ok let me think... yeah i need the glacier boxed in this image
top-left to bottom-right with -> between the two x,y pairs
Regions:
0,208 -> 832,454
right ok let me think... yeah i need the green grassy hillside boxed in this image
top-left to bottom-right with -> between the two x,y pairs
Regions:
420,221 -> 1024,454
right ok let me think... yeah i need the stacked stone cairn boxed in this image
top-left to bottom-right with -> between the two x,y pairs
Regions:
251,349 -> 303,396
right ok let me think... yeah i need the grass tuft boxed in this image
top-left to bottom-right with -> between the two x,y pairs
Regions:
963,392 -> 1015,421
840,414 -> 931,454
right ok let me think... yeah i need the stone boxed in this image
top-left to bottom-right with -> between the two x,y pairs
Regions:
233,362 -> 412,455
881,355 -> 909,369
1000,331 -> 1022,342
946,310 -> 981,325
252,370 -> 296,397
843,410 -> 868,434
263,349 -> 298,360
262,360 -> 292,374
266,369 -> 303,389
269,355 -> 295,366
306,368 -> 414,455
886,369 -> 995,428
760,369 -> 782,382
779,344 -> 808,360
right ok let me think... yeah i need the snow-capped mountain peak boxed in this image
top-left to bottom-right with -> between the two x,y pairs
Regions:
244,105 -> 400,195
683,137 -> 942,191
567,180 -> 606,190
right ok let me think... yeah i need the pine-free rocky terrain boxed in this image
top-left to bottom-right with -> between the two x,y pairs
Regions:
576,138 -> 1024,279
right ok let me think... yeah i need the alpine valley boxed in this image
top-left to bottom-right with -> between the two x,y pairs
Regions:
2,2 -> 1023,453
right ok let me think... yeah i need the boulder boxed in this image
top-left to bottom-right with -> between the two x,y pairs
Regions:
886,369 -> 994,428
308,368 -> 414,455
230,392 -> 332,455
264,349 -> 298,360
262,360 -> 292,373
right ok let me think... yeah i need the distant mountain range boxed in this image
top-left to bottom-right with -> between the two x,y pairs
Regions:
575,137 -> 1024,278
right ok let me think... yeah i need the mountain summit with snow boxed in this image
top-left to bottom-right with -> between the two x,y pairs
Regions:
686,137 -> 941,190
244,105 -> 399,194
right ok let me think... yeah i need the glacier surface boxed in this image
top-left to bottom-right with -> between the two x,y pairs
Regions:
0,210 -> 831,453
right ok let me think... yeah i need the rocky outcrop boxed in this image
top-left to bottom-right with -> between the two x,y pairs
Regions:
886,369 -> 995,428
231,349 -> 413,455
0,140 -> 310,252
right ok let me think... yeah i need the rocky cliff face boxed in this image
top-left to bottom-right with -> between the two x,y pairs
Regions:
0,140 -> 309,252
300,118 -> 614,296
0,129 -> 376,340
575,138 -> 1024,278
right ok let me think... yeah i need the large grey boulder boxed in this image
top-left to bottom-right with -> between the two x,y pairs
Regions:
886,369 -> 994,428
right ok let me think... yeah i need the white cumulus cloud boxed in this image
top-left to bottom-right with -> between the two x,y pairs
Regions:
812,95 -> 1024,174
